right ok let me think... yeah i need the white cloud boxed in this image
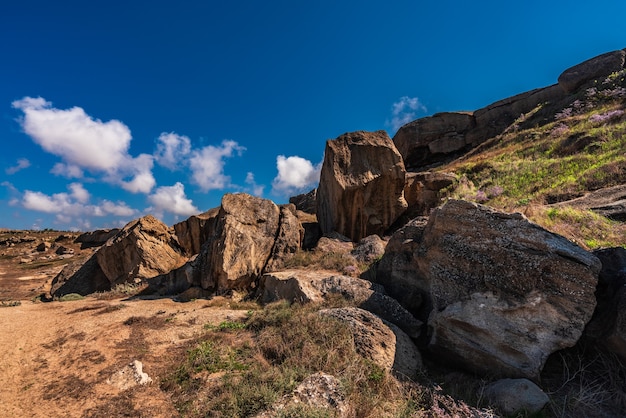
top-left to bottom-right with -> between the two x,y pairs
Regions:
21,183 -> 138,225
245,172 -> 265,197
147,182 -> 199,217
271,155 -> 321,195
387,96 -> 427,132
154,132 -> 191,170
189,140 -> 245,192
5,158 -> 30,175
12,96 -> 155,193
50,163 -> 84,179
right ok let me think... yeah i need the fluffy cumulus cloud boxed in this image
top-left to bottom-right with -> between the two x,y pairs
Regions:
5,158 -> 31,175
271,155 -> 321,195
189,140 -> 245,192
12,97 -> 155,193
147,182 -> 199,217
21,182 -> 137,226
387,96 -> 427,132
154,132 -> 191,170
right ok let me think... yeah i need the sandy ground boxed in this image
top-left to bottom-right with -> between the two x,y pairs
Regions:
0,294 -> 246,417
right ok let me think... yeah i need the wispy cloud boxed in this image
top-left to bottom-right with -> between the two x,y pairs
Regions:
21,182 -> 137,227
12,96 -> 155,193
147,182 -> 199,218
271,155 -> 321,196
189,140 -> 246,192
386,96 -> 427,133
154,132 -> 192,170
5,158 -> 30,175
245,172 -> 265,197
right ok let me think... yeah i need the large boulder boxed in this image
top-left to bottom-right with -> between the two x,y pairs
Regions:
403,172 -> 456,219
50,254 -> 110,297
96,215 -> 187,285
393,112 -> 475,171
484,379 -> 549,415
585,247 -> 626,361
317,130 -> 408,242
259,270 -> 422,338
558,49 -> 626,93
318,307 -> 422,379
421,200 -> 601,379
289,188 -> 317,214
263,204 -> 304,272
173,207 -> 219,255
374,217 -> 430,318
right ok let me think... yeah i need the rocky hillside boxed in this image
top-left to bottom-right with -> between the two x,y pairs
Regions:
3,49 -> 626,417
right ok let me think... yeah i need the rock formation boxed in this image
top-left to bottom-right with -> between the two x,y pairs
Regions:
173,207 -> 219,255
558,49 -> 626,93
484,379 -> 549,415
318,307 -> 422,378
96,215 -> 187,285
258,270 -> 422,338
403,172 -> 456,219
422,200 -> 601,379
289,188 -> 317,214
50,254 -> 110,296
74,229 -> 120,249
317,130 -> 408,242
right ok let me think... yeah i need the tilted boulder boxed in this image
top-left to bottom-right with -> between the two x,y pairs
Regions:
421,200 -> 601,379
317,130 -> 408,242
96,215 -> 187,285
319,307 -> 422,378
403,172 -> 456,219
263,204 -> 304,272
585,247 -> 626,361
289,188 -> 317,214
173,207 -> 219,255
50,254 -> 110,297
558,49 -> 626,93
259,270 -> 422,338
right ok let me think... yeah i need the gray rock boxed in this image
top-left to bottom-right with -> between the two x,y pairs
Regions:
558,49 -> 626,93
484,378 -> 549,414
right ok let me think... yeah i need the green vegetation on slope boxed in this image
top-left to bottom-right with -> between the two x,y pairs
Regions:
445,70 -> 626,249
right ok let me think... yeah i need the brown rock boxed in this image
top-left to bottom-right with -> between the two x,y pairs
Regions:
74,229 -> 120,249
319,307 -> 422,378
36,241 -> 51,252
350,234 -> 386,264
317,130 -> 408,241
201,193 -> 281,291
96,215 -> 187,285
173,207 -> 219,255
289,188 -> 317,214
264,204 -> 304,272
259,270 -> 422,338
404,172 -> 456,218
421,200 -> 600,379
558,49 -> 626,93
393,112 -> 475,170
50,254 -> 110,297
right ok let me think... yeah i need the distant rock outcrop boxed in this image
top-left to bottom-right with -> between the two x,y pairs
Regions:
289,188 -> 317,214
558,49 -> 626,93
74,229 -> 120,249
317,130 -> 407,241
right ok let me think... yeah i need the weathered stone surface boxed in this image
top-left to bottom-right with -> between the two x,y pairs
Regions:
351,234 -> 386,264
484,379 -> 549,415
96,215 -> 187,285
36,241 -> 51,252
264,204 -> 304,272
317,130 -> 408,241
259,270 -> 422,338
394,112 -> 475,171
404,172 -> 456,218
74,229 -> 120,249
173,207 -> 219,256
200,193 -> 281,291
374,217 -> 429,318
50,254 -> 110,297
54,245 -> 74,255
146,255 -> 199,296
585,247 -> 626,361
289,188 -> 317,214
319,307 -> 422,378
422,200 -> 600,379
558,49 -> 626,93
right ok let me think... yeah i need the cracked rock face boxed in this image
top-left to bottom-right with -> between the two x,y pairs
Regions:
422,200 -> 601,379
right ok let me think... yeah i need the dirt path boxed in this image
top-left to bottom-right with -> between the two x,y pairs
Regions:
0,296 -> 246,417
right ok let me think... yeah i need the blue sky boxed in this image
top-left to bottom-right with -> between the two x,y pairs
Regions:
2,1 -> 625,231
